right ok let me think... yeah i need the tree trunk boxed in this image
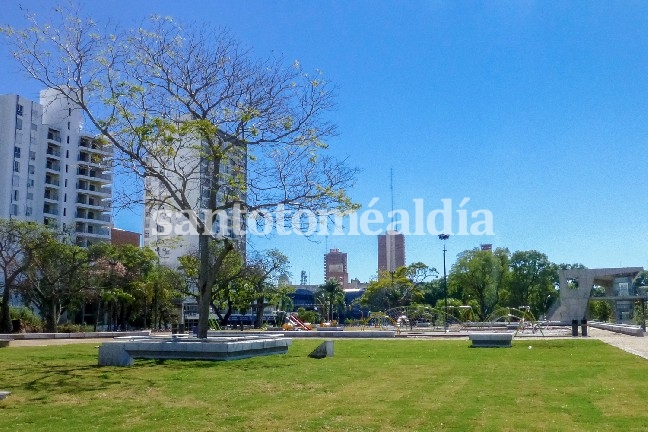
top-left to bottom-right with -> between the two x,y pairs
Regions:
197,237 -> 233,338
45,300 -> 58,333
255,296 -> 265,329
0,283 -> 12,333
196,234 -> 211,338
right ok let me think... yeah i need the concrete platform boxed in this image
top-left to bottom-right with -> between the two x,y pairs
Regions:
469,332 -> 514,347
98,334 -> 291,366
207,330 -> 396,338
589,322 -> 645,337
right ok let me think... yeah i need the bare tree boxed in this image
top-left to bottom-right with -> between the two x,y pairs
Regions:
3,7 -> 357,337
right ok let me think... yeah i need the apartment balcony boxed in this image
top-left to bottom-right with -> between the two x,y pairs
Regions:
76,195 -> 110,212
43,205 -> 59,216
76,167 -> 112,182
44,191 -> 59,202
47,128 -> 62,143
46,147 -> 62,159
75,226 -> 111,238
75,210 -> 111,224
45,177 -> 60,188
45,161 -> 61,173
79,137 -> 113,156
77,151 -> 110,169
76,182 -> 111,197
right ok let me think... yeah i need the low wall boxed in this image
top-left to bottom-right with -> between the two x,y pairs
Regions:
207,330 -> 396,338
4,331 -> 151,340
589,321 -> 645,337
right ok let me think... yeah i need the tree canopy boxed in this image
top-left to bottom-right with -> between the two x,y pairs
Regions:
2,7 -> 358,337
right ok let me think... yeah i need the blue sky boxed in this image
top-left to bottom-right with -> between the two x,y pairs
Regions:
1,1 -> 647,284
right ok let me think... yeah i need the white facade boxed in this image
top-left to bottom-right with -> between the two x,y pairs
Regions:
0,91 -> 113,244
143,134 -> 246,267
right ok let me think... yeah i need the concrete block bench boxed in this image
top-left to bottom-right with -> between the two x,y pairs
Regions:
469,332 -> 513,348
589,322 -> 644,336
98,335 -> 292,366
0,340 -> 10,348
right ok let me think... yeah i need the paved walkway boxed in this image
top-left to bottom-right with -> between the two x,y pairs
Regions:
587,327 -> 648,360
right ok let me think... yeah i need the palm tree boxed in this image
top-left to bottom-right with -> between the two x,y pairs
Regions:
317,279 -> 345,322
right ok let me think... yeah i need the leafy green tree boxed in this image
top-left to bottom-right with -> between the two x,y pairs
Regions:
296,307 -> 320,325
0,220 -> 48,333
272,282 -> 295,326
448,249 -> 501,320
244,250 -> 290,328
316,279 -> 345,322
360,263 -> 431,311
20,232 -> 89,332
633,271 -> 648,293
3,7 -> 357,338
508,250 -> 558,317
590,300 -> 612,321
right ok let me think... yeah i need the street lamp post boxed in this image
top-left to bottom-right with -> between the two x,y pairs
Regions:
438,234 -> 450,330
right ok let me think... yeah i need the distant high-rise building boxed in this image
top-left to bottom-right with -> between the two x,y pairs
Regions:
480,244 -> 493,252
143,130 -> 246,267
324,248 -> 348,288
0,90 -> 113,245
378,230 -> 405,273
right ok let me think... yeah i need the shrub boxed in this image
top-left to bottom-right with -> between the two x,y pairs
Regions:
57,323 -> 93,333
9,307 -> 44,333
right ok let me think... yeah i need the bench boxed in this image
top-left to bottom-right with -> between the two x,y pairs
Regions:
0,340 -> 10,348
98,335 -> 291,367
469,332 -> 513,348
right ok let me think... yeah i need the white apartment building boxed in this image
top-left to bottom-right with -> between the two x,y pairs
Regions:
143,132 -> 246,267
0,90 -> 113,244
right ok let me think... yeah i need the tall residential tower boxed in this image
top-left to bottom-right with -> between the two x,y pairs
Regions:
0,90 -> 113,244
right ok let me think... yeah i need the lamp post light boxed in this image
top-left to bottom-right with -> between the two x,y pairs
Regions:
438,234 -> 450,330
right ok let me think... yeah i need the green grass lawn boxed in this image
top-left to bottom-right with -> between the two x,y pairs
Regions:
0,339 -> 647,431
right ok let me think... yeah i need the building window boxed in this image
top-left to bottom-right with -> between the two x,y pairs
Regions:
11,204 -> 18,216
16,118 -> 22,130
63,208 -> 66,216
29,151 -> 36,160
13,161 -> 19,172
28,165 -> 35,175
66,136 -> 69,144
68,108 -> 72,116
16,104 -> 23,116
25,207 -> 32,216
67,121 -> 70,130
47,129 -> 61,142
14,146 -> 21,158
66,150 -> 69,158
28,179 -> 34,188
13,190 -> 19,201
27,192 -> 33,200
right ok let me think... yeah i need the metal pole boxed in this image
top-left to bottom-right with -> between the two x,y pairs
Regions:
438,234 -> 450,330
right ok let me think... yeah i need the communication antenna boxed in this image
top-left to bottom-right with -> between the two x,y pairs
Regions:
390,168 -> 394,221
390,168 -> 398,228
